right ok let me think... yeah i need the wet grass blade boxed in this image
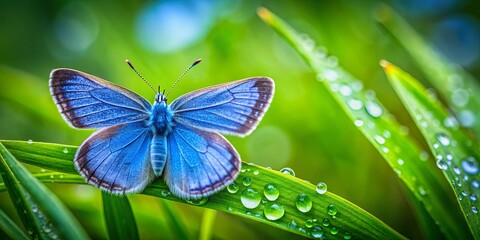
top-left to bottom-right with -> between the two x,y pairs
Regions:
0,140 -> 404,239
0,142 -> 89,240
257,7 -> 469,239
382,61 -> 480,239
0,204 -> 29,240
375,4 -> 480,138
102,192 -> 139,240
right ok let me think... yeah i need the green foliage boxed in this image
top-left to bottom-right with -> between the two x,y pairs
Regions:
0,140 -> 404,239
383,61 -> 480,238
258,7 -> 471,239
0,2 -> 479,239
102,193 -> 140,240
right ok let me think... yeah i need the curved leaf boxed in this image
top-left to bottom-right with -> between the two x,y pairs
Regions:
257,7 -> 469,239
0,143 -> 89,240
0,140 -> 404,239
375,4 -> 480,138
102,193 -> 139,240
383,61 -> 480,239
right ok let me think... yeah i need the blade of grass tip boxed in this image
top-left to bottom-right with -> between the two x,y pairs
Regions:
0,153 -> 48,239
2,140 -> 404,239
157,200 -> 191,240
375,4 -> 480,138
0,208 -> 29,240
102,192 -> 139,240
382,61 -> 480,239
199,209 -> 216,240
258,7 -> 469,239
0,143 -> 89,240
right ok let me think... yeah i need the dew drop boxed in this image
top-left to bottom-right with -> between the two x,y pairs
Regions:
354,119 -> 364,127
443,116 -> 459,129
435,133 -> 451,146
339,85 -> 353,96
288,220 -> 298,230
280,167 -> 295,176
451,89 -> 469,107
436,159 -> 448,170
459,110 -> 475,127
263,183 -> 280,201
316,182 -> 327,194
344,231 -> 352,239
453,165 -> 462,175
186,197 -> 208,206
323,69 -> 339,81
310,225 -> 324,239
305,219 -> 314,228
263,202 -> 285,221
63,148 -> 69,153
420,151 -> 429,161
296,194 -> 313,213
472,180 -> 480,188
321,218 -> 330,227
365,101 -> 383,118
418,186 -> 428,196
27,139 -> 33,144
330,226 -> 339,235
397,159 -> 405,166
347,98 -> 363,110
227,181 -> 239,193
472,206 -> 478,214
374,135 -> 385,144
241,187 -> 261,209
461,156 -> 479,175
242,177 -> 252,186
227,206 -> 233,211
327,204 -> 337,216
326,56 -> 338,67
161,190 -> 170,197
253,169 -> 259,175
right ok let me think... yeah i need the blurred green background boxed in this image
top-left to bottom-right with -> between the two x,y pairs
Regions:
1,0 -> 479,239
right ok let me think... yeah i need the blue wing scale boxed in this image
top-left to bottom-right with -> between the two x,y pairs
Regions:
50,69 -> 152,128
170,77 -> 274,136
164,125 -> 241,199
75,121 -> 154,194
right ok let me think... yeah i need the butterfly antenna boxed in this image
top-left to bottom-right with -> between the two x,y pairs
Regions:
126,60 -> 157,94
165,58 -> 202,97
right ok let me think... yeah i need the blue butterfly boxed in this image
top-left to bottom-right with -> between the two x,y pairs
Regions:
49,62 -> 274,200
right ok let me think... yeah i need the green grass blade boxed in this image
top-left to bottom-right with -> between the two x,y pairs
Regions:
0,151 -> 53,239
257,7 -> 469,239
375,4 -> 480,137
157,200 -> 191,240
199,209 -> 216,240
0,140 -> 404,239
102,192 -> 139,240
0,207 -> 29,240
382,61 -> 480,239
0,143 -> 90,240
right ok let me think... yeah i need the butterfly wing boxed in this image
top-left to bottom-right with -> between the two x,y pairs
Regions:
75,121 -> 154,194
165,124 -> 241,199
50,69 -> 152,128
170,77 -> 274,137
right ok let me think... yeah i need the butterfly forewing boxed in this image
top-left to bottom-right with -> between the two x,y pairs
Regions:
170,77 -> 274,137
165,124 -> 241,200
75,121 -> 154,194
50,69 -> 152,128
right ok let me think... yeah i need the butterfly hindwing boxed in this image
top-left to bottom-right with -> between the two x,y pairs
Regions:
75,121 -> 154,194
50,69 -> 152,128
170,77 -> 274,137
165,124 -> 241,199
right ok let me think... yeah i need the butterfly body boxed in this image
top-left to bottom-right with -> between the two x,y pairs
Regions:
50,68 -> 274,200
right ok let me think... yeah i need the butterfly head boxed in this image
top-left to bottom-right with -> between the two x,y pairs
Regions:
155,92 -> 167,103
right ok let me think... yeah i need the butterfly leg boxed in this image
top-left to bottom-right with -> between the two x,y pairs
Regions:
151,134 -> 167,177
